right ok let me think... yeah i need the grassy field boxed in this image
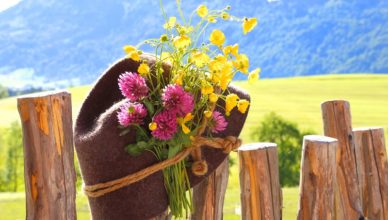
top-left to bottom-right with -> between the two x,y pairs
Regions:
1,74 -> 388,141
0,74 -> 388,219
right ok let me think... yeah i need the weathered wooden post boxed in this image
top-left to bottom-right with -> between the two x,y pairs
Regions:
17,91 -> 76,220
321,100 -> 363,219
354,127 -> 388,220
297,135 -> 337,220
238,143 -> 282,220
191,157 -> 229,220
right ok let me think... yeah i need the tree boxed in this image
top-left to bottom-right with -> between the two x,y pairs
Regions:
251,112 -> 314,186
0,127 -> 7,191
1,122 -> 24,192
0,84 -> 8,99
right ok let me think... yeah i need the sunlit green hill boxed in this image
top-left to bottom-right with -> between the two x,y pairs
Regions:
1,74 -> 388,142
1,74 -> 387,220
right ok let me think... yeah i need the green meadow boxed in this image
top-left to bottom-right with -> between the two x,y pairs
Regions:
0,74 -> 387,219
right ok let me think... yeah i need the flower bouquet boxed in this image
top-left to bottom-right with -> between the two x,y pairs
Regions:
74,1 -> 259,219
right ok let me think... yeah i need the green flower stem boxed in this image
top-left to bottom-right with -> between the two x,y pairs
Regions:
154,144 -> 192,218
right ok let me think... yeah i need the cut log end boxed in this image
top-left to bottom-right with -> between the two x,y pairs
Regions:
353,127 -> 384,132
321,99 -> 350,107
17,90 -> 70,100
303,135 -> 337,144
238,142 -> 277,151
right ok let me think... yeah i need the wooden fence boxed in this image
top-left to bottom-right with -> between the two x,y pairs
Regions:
17,92 -> 388,220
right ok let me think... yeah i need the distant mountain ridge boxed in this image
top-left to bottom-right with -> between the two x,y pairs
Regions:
0,0 -> 387,89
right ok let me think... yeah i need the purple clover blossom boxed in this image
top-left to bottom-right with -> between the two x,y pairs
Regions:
210,111 -> 228,134
117,101 -> 147,126
162,84 -> 194,117
118,72 -> 149,102
151,110 -> 178,140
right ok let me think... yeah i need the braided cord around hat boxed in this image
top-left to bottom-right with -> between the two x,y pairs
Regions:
83,136 -> 241,198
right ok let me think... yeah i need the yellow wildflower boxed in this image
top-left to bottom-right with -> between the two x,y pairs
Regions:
160,34 -> 168,42
163,16 -> 176,29
215,54 -> 228,63
233,54 -> 249,74
242,17 -> 258,35
209,93 -> 218,103
248,68 -> 260,84
223,44 -> 239,57
208,55 -> 233,90
237,99 -> 250,114
178,113 -> 193,134
190,51 -> 210,67
208,55 -> 227,72
197,5 -> 208,18
204,110 -> 212,118
219,62 -> 233,90
173,35 -> 191,49
208,58 -> 223,76
207,16 -> 217,23
221,12 -> 230,20
149,122 -> 157,131
175,75 -> 183,86
128,52 -> 140,61
161,52 -> 172,63
123,45 -> 136,54
182,124 -> 190,134
174,70 -> 184,86
201,85 -> 214,95
209,29 -> 225,47
178,26 -> 194,35
123,45 -> 141,61
219,75 -> 232,90
138,63 -> 150,75
225,93 -> 239,116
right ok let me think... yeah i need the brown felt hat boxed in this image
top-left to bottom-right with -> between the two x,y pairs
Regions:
74,54 -> 250,220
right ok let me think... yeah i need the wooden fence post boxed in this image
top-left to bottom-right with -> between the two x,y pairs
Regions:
191,157 -> 229,220
321,100 -> 363,219
354,127 -> 388,220
17,91 -> 76,220
297,135 -> 337,220
238,143 -> 282,220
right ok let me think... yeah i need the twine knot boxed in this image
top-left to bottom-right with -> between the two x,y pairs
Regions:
221,136 -> 241,153
191,160 -> 208,176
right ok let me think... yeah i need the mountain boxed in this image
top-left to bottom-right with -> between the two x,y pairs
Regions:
0,0 -> 387,90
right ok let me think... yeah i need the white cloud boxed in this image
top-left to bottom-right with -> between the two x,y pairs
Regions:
0,0 -> 22,13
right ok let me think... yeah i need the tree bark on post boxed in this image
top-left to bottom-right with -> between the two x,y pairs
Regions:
238,143 -> 282,220
297,135 -> 337,220
17,91 -> 76,220
191,157 -> 229,220
321,100 -> 363,219
354,127 -> 388,220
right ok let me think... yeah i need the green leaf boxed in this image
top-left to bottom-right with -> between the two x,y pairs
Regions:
167,144 -> 180,158
175,131 -> 192,146
143,99 -> 155,116
125,143 -> 143,156
137,141 -> 149,150
134,125 -> 149,142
